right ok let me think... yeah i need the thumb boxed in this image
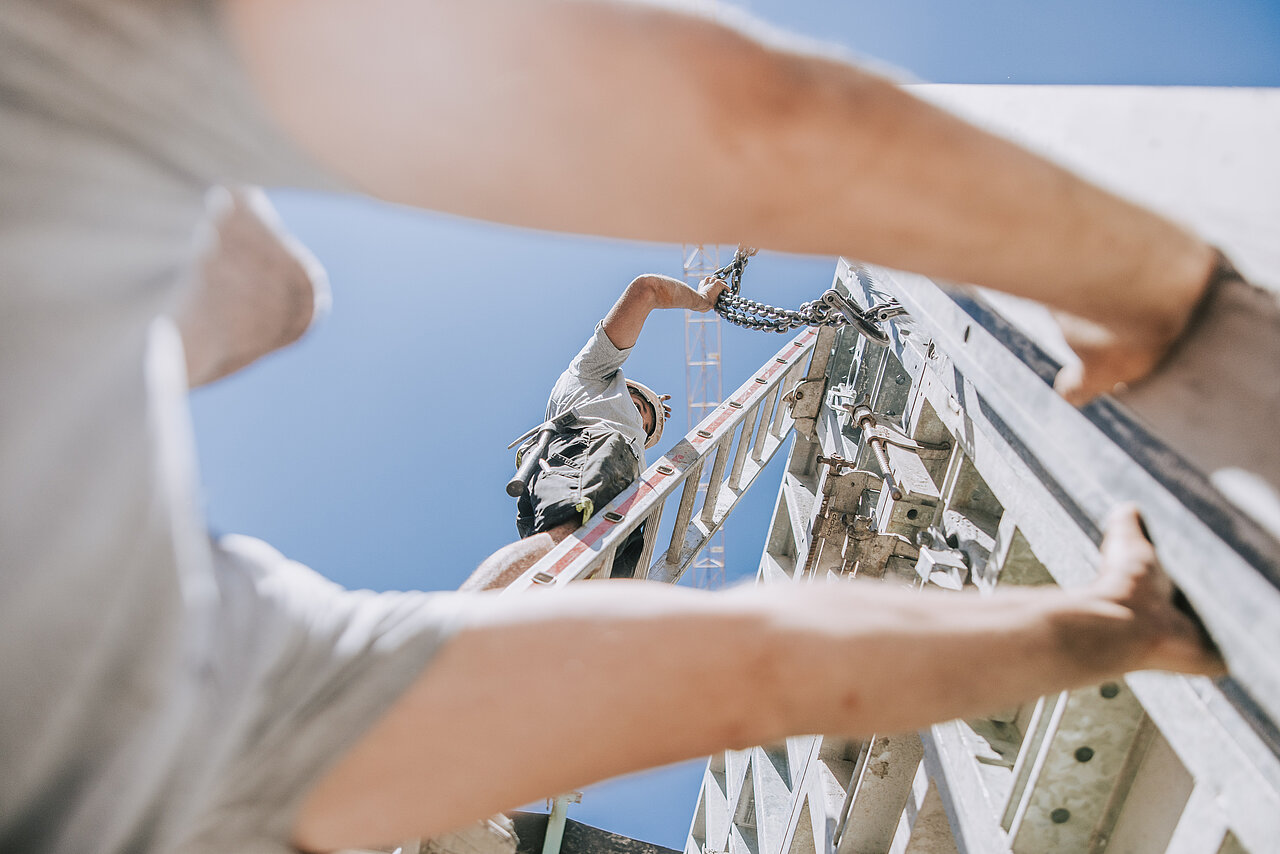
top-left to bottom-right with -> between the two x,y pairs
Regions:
1050,310 -> 1127,406
1102,502 -> 1153,553
1053,361 -> 1096,407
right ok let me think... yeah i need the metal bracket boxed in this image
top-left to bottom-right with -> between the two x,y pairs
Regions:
783,377 -> 828,420
843,403 -> 950,457
815,453 -> 859,473
820,289 -> 891,344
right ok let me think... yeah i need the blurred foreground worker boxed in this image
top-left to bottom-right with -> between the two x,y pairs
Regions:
462,273 -> 727,592
0,1 -> 1227,853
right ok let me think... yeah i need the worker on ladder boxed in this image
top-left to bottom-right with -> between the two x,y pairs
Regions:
460,272 -> 729,591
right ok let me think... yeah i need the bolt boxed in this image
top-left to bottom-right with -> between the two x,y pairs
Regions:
1074,747 -> 1094,763
1050,808 -> 1070,824
1100,682 -> 1121,699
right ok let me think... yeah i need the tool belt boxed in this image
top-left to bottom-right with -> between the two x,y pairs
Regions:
515,426 -> 645,579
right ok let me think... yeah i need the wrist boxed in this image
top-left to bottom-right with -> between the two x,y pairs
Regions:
1047,588 -> 1145,679
1124,235 -> 1218,339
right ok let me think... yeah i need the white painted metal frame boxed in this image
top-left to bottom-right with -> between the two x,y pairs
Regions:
845,258 -> 1280,854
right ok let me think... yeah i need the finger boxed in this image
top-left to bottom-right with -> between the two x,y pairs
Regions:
1053,362 -> 1094,407
1103,502 -> 1145,540
1101,503 -> 1158,567
1050,310 -> 1113,406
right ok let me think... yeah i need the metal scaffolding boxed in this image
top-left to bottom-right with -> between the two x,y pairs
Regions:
686,257 -> 1280,854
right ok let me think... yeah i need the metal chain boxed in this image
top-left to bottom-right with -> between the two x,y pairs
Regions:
707,245 -> 906,342
716,291 -> 835,333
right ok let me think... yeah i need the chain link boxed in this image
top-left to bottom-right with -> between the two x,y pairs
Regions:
708,245 -> 905,340
716,291 -> 837,333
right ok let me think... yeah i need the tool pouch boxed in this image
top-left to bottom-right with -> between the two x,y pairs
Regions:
515,426 -> 646,578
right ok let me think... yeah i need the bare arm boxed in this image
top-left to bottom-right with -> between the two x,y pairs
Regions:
222,0 -> 1213,351
600,273 -> 726,350
292,507 -> 1221,851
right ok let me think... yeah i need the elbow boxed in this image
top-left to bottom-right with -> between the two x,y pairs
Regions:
627,274 -> 666,308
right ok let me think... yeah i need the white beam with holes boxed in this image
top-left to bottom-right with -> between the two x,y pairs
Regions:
1004,681 -> 1144,853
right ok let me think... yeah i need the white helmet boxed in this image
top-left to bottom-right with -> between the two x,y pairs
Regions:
626,379 -> 666,449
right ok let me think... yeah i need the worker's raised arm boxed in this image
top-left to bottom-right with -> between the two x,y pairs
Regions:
600,273 -> 727,350
224,0 -> 1215,401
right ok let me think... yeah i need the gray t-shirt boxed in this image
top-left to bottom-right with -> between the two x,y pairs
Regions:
0,2 -> 466,852
547,322 -> 649,471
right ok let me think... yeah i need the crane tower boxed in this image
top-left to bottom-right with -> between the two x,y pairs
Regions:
682,244 -> 726,588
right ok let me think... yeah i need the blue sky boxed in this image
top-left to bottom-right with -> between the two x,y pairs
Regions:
188,1 -> 1279,848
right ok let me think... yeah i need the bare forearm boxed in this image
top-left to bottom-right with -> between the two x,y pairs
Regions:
601,273 -> 713,348
640,274 -> 710,311
225,0 -> 1213,326
293,580 -> 1151,850
747,584 -> 1140,736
